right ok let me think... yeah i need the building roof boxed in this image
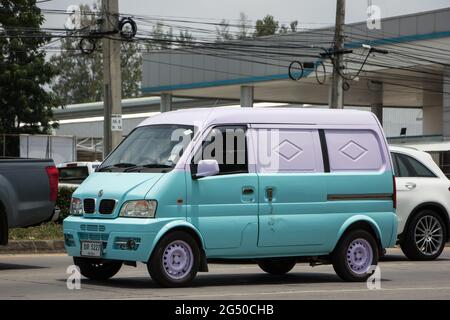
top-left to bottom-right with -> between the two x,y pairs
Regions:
141,7 -> 450,108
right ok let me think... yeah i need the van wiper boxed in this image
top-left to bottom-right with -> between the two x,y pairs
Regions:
123,163 -> 173,172
97,163 -> 136,172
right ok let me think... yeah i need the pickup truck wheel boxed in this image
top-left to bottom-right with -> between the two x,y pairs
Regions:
0,206 -> 7,245
400,210 -> 445,261
332,230 -> 378,282
147,231 -> 200,287
258,259 -> 296,275
73,257 -> 122,280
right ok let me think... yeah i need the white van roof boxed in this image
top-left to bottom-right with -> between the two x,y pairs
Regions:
138,107 -> 379,128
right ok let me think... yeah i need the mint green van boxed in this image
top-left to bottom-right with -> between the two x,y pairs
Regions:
64,108 -> 397,287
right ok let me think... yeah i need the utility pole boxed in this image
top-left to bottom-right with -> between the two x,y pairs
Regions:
329,0 -> 346,109
102,0 -> 122,157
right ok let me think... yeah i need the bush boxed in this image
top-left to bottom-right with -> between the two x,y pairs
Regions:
9,222 -> 63,240
56,186 -> 77,222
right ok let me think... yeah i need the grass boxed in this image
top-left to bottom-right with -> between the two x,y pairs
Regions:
9,222 -> 64,241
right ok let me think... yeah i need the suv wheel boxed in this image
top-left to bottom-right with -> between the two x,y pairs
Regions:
400,210 -> 446,261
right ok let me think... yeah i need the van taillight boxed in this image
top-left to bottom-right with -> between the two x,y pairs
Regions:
46,166 -> 59,202
393,176 -> 397,209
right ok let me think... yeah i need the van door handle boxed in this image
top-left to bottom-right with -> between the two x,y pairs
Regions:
405,182 -> 416,190
242,188 -> 254,195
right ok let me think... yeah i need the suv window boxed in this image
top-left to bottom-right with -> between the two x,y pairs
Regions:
392,152 -> 436,178
192,125 -> 248,175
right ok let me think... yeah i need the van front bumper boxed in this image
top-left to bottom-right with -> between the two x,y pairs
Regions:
63,216 -> 171,262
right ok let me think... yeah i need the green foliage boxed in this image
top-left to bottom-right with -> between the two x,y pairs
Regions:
56,186 -> 77,222
145,22 -> 174,51
9,222 -> 63,240
50,4 -> 142,105
177,30 -> 195,47
255,15 -> 279,37
216,19 -> 233,42
216,13 -> 298,41
290,20 -> 298,33
144,22 -> 195,50
279,20 -> 299,34
120,40 -> 142,99
237,12 -> 250,40
0,0 -> 60,135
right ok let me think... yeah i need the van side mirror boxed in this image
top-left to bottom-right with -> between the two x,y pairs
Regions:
193,159 -> 219,179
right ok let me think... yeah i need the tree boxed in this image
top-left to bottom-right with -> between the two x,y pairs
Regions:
290,20 -> 298,32
216,19 -> 233,42
279,20 -> 298,34
120,40 -> 142,100
50,3 -> 142,105
254,15 -> 279,37
237,12 -> 250,40
279,24 -> 288,34
177,30 -> 195,48
145,22 -> 174,51
0,0 -> 59,136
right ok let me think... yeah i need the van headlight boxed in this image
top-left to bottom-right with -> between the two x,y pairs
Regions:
70,198 -> 83,216
119,200 -> 157,218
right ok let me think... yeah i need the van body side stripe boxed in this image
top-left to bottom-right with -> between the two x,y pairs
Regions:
327,193 -> 393,201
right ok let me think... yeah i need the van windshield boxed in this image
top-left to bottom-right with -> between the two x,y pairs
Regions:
98,124 -> 195,173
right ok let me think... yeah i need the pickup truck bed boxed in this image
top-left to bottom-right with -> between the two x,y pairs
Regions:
0,158 -> 58,245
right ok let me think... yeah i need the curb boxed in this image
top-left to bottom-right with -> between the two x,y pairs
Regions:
0,240 -> 66,254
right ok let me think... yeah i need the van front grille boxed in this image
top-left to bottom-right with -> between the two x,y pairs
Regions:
99,199 -> 116,214
83,199 -> 95,214
80,224 -> 105,232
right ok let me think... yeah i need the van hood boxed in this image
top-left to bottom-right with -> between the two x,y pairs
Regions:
74,172 -> 164,204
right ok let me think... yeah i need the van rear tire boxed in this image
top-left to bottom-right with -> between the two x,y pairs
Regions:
332,230 -> 378,282
258,259 -> 296,275
148,231 -> 200,287
73,257 -> 122,280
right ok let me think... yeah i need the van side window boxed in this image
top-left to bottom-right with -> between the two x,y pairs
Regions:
393,153 -> 436,178
254,129 -> 323,173
325,129 -> 383,172
193,125 -> 248,175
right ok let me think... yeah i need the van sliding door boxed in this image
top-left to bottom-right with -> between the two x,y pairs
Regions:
251,126 -> 328,249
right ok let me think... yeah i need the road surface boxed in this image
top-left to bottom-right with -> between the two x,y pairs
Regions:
0,248 -> 449,299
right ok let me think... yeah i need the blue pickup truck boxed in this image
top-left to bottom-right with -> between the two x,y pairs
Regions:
0,158 -> 59,245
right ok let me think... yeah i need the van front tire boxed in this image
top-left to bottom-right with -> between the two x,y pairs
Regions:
258,259 -> 296,275
148,231 -> 200,287
73,257 -> 122,280
332,230 -> 379,282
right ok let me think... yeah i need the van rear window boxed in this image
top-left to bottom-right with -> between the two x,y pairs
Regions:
325,130 -> 384,172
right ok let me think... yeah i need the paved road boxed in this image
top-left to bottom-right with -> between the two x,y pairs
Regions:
0,248 -> 450,299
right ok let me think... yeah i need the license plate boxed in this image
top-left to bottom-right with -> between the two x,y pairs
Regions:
80,241 -> 103,257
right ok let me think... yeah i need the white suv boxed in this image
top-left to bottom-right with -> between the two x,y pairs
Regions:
390,146 -> 450,260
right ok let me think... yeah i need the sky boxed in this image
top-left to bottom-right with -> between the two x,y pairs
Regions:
39,0 -> 450,30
